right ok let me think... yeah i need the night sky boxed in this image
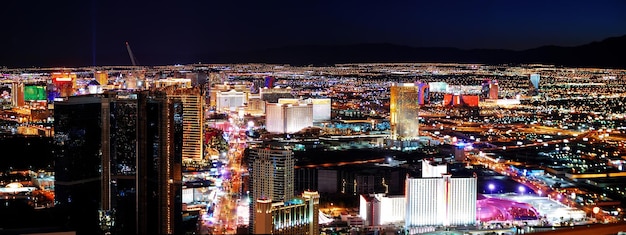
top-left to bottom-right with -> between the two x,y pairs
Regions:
3,0 -> 626,67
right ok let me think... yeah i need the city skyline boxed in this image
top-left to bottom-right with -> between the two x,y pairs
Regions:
1,63 -> 626,234
3,0 -> 626,67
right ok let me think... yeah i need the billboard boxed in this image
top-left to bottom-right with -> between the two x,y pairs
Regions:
24,85 -> 46,101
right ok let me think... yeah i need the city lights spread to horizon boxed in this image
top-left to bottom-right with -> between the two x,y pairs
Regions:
2,1 -> 626,235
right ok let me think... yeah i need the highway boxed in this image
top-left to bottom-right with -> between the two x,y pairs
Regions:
532,222 -> 626,235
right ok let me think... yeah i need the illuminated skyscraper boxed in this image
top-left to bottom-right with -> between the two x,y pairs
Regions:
489,80 -> 499,100
248,147 -> 294,202
530,74 -> 540,95
360,194 -> 405,226
405,174 -> 477,227
390,83 -> 420,141
265,102 -> 313,133
277,98 -> 330,121
209,83 -> 249,108
163,87 -> 204,163
215,89 -> 247,112
421,158 -> 448,178
307,98 -> 331,122
417,82 -> 430,105
14,82 -> 24,107
254,191 -> 320,235
95,71 -> 108,86
248,146 -> 295,233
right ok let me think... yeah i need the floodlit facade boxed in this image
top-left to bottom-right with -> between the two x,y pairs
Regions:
309,98 -> 331,122
277,98 -> 331,122
249,147 -> 295,232
246,98 -> 266,115
277,98 -> 300,105
249,147 -> 295,201
165,87 -> 204,162
254,191 -> 320,235
154,78 -> 192,89
390,83 -> 420,141
421,159 -> 448,178
405,175 -> 477,227
359,194 -> 406,226
489,80 -> 499,99
95,71 -> 108,86
215,89 -> 247,112
265,102 -> 313,133
530,74 -> 540,95
209,83 -> 248,107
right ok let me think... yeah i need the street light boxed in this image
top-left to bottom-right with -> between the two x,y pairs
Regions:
592,206 -> 600,221
593,206 -> 600,214
518,186 -> 526,194
488,183 -> 495,194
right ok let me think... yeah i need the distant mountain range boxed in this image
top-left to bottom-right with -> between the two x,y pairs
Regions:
210,34 -> 626,68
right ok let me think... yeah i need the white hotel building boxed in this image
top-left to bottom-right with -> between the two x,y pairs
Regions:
405,174 -> 477,227
360,159 -> 477,228
277,98 -> 331,122
359,194 -> 406,226
265,102 -> 313,133
215,89 -> 247,112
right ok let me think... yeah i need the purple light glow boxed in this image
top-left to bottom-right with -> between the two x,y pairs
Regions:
477,195 -> 540,222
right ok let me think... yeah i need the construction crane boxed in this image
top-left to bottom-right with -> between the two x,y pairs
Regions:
125,41 -> 138,66
124,42 -> 143,89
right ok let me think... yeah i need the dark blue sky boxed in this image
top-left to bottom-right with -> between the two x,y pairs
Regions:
3,0 -> 626,67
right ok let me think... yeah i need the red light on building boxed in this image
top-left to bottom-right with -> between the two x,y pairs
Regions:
443,94 -> 479,107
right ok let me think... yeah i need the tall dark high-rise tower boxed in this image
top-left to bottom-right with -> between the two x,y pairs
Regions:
101,91 -> 139,234
54,89 -> 185,235
54,95 -> 103,234
137,88 -> 184,235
